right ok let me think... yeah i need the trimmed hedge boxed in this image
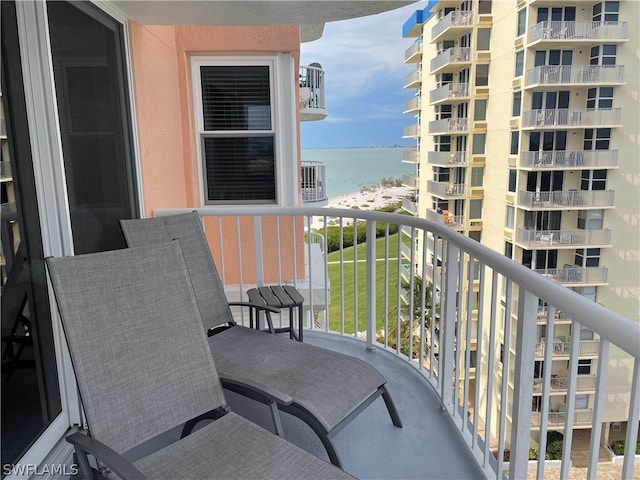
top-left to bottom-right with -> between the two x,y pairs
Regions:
611,440 -> 640,456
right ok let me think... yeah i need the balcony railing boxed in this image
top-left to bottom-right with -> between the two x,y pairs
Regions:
403,150 -> 419,164
516,228 -> 612,248
525,65 -> 625,87
403,124 -> 419,138
430,47 -> 471,74
403,96 -> 421,113
533,375 -> 597,394
427,180 -> 466,197
404,68 -> 421,89
520,150 -> 618,169
534,266 -> 608,285
535,340 -> 601,358
402,173 -> 418,189
425,209 -> 465,229
429,151 -> 466,166
522,108 -> 622,129
299,64 -> 327,121
518,189 -> 615,209
429,83 -> 470,104
530,410 -> 594,428
0,161 -> 12,182
528,21 -> 629,43
155,206 -> 640,480
428,117 -> 468,134
401,197 -> 417,214
300,161 -> 328,205
404,38 -> 422,63
431,10 -> 473,42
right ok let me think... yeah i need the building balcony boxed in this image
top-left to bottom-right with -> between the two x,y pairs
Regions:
534,340 -> 600,359
299,64 -> 327,121
301,161 -> 328,206
528,21 -> 629,45
429,83 -> 470,105
401,197 -> 417,214
534,266 -> 608,286
515,228 -> 612,249
402,173 -> 418,189
429,47 -> 471,75
403,149 -> 419,164
522,108 -> 622,130
402,124 -> 419,138
153,206 -> 640,479
430,10 -> 473,43
403,96 -> 421,114
404,38 -> 422,63
532,375 -> 597,395
519,150 -> 618,170
525,65 -> 625,88
425,209 -> 465,230
429,150 -> 466,166
537,308 -> 573,324
427,180 -> 466,198
517,189 -> 615,210
530,409 -> 594,429
428,117 -> 468,135
403,68 -> 422,89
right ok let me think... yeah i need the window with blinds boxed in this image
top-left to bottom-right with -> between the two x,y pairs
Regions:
198,64 -> 276,203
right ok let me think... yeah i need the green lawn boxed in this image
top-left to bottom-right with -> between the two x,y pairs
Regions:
325,233 -> 403,334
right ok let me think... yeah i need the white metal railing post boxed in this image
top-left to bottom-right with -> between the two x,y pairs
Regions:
440,241 -> 459,412
509,288 -> 538,480
587,339 -> 609,479
622,358 -> 640,480
366,220 -> 376,350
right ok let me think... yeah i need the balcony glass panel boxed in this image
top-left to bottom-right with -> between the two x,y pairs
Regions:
430,47 -> 471,73
428,118 -> 468,134
516,228 -> 612,248
427,180 -> 466,197
518,190 -> 615,209
431,10 -> 473,42
429,151 -> 466,166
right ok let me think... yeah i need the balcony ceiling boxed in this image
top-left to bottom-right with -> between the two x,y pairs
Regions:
109,1 -> 417,42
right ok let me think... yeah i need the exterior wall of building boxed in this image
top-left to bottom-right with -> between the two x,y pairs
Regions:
128,23 -> 305,284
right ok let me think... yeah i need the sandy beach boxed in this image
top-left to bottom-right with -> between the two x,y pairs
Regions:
310,185 -> 413,229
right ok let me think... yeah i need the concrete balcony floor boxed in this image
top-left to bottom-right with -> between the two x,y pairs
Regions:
226,331 -> 484,479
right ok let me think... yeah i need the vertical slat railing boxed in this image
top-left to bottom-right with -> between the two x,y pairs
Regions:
440,241 -> 459,413
537,306 -> 556,480
587,338 -> 609,479
483,271 -> 499,473
497,278 -> 513,480
472,263 -> 485,450
508,288 -> 537,480
622,358 -> 640,480
408,227 -> 416,360
383,224 -> 390,349
561,321 -> 581,480
366,220 -> 376,350
462,255 -> 475,433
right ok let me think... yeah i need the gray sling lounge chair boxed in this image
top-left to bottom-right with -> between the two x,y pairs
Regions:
120,212 -> 402,468
46,242 -> 353,479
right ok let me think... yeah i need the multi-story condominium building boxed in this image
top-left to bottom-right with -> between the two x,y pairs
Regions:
402,0 -> 639,456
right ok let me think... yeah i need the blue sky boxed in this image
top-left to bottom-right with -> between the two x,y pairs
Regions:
300,1 -> 428,149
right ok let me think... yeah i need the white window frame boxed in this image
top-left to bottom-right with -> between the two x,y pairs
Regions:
191,54 -> 298,208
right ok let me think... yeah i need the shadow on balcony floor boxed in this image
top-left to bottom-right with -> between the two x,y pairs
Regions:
226,331 -> 485,479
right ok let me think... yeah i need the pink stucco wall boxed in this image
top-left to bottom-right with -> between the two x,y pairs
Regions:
128,23 -> 304,284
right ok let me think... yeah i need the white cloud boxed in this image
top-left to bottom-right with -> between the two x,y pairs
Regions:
301,1 -> 428,101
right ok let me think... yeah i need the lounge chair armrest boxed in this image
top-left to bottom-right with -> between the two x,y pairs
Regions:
218,373 -> 293,405
66,432 -> 147,480
228,301 -> 281,314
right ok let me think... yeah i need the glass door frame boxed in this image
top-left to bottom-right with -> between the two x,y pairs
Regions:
9,0 -> 142,468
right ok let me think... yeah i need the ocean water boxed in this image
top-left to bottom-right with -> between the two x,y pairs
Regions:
301,147 -> 415,200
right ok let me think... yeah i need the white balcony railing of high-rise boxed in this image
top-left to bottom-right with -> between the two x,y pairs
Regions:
300,161 -> 328,205
518,189 -> 615,209
431,10 -> 473,41
155,206 -> 640,480
528,21 -> 629,43
299,64 -> 327,121
430,47 -> 471,73
525,65 -> 625,87
522,108 -> 622,129
534,267 -> 608,285
516,228 -> 612,248
520,150 -> 618,169
429,150 -> 467,166
429,83 -> 470,104
428,117 -> 468,134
